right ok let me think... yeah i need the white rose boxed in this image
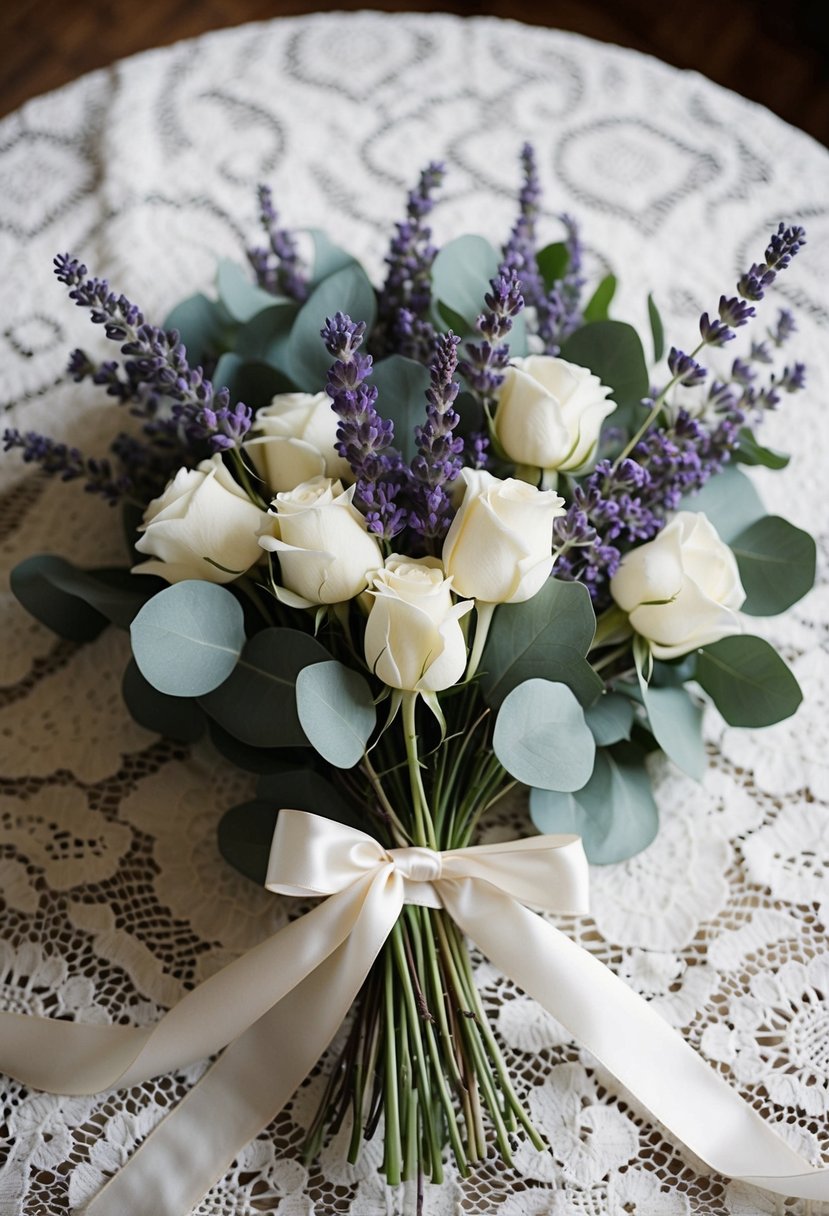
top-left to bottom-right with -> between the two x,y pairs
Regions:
610,511 -> 746,660
495,355 -> 616,474
258,476 -> 383,607
442,469 -> 565,604
132,454 -> 267,584
244,391 -> 351,492
364,556 -> 473,693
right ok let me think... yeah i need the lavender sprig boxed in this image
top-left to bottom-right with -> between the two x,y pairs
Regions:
460,269 -> 524,412
321,312 -> 406,539
738,223 -> 806,301
247,184 -> 309,302
2,429 -> 129,504
53,254 -> 252,454
376,162 -> 445,361
410,333 -> 464,540
501,143 -> 545,311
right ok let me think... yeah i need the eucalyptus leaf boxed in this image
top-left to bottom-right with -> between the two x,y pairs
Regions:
696,634 -> 802,727
213,353 -> 296,408
208,720 -> 307,773
733,427 -> 790,470
163,293 -> 231,366
217,259 -> 284,323
200,627 -> 331,748
130,581 -> 246,697
493,679 -> 596,791
122,658 -> 205,742
11,555 -> 161,641
559,321 -> 650,435
289,262 -> 377,391
647,293 -> 664,363
529,742 -> 659,864
308,228 -> 359,284
256,769 -> 360,829
432,235 -> 500,332
638,678 -> 705,780
217,799 -> 282,885
296,660 -> 376,768
233,304 -> 299,365
678,464 -> 765,543
480,579 -> 600,709
369,356 -> 431,463
583,274 -> 617,323
730,515 -> 816,615
585,692 -> 634,746
536,242 -> 569,290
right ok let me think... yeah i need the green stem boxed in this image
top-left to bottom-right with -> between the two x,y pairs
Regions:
383,949 -> 403,1185
591,641 -> 633,673
230,446 -> 268,509
361,754 -> 410,846
402,692 -> 436,848
613,339 -> 706,467
464,601 -> 496,683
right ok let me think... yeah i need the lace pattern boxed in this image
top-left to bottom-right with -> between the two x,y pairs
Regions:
1,12 -> 828,1214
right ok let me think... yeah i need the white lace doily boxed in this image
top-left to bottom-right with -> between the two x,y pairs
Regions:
1,13 -> 828,1215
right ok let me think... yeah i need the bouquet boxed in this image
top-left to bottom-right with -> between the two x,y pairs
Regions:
2,145 -> 821,1212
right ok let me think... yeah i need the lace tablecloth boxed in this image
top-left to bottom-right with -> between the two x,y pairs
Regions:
1,12 -> 828,1215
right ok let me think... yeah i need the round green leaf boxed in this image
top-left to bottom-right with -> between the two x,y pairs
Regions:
678,465 -> 765,543
559,321 -> 649,433
163,293 -> 231,366
480,579 -> 600,709
733,427 -> 790,470
639,680 -> 705,780
369,355 -> 431,462
584,692 -> 634,746
213,353 -> 296,407
493,678 -> 596,791
232,303 -> 299,364
216,259 -> 284,323
122,658 -> 205,743
296,660 -> 376,769
432,235 -> 499,332
289,263 -> 377,391
307,228 -> 358,285
696,634 -> 803,727
583,274 -> 617,323
730,515 -> 816,615
130,581 -> 246,697
217,799 -> 281,885
200,627 -> 332,748
536,242 -> 569,290
11,555 -> 160,641
530,743 -> 659,864
256,769 -> 360,829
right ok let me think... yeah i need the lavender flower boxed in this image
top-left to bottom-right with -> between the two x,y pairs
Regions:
2,429 -> 129,503
460,269 -> 524,410
738,223 -> 806,301
376,163 -> 445,361
667,347 -> 707,386
771,308 -> 797,346
321,312 -> 405,539
501,143 -> 545,310
247,185 -> 309,302
536,213 -> 586,356
410,333 -> 464,540
54,254 -> 252,454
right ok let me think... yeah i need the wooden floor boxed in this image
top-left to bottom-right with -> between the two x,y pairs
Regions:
2,0 -> 829,146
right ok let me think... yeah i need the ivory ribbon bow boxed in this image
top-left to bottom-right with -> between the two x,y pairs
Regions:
2,809 -> 829,1214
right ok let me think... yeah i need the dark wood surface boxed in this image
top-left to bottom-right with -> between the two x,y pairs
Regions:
3,0 -> 829,146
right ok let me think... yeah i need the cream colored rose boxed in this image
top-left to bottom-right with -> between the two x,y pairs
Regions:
258,476 -> 383,607
442,469 -> 565,604
244,391 -> 350,492
364,556 -> 473,693
495,355 -> 615,474
610,511 -> 746,660
132,455 -> 267,584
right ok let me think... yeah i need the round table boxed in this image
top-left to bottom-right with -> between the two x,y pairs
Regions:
1,12 -> 828,1214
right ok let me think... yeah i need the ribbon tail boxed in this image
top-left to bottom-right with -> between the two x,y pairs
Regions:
83,866 -> 403,1216
441,879 -> 829,1201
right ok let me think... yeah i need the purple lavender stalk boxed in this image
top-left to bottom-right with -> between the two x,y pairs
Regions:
460,269 -> 524,412
247,184 -> 309,302
501,142 -> 545,311
410,332 -> 464,541
375,162 -> 445,361
321,312 -> 407,539
2,429 -> 129,504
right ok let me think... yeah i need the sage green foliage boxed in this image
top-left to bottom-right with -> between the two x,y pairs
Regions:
295,660 -> 377,769
200,627 -> 331,748
696,635 -> 803,727
733,427 -> 790,469
529,742 -> 658,863
536,242 -> 569,289
493,678 -> 596,791
369,356 -> 432,462
11,554 -> 161,642
583,274 -> 617,323
130,580 -> 246,697
678,464 -> 765,542
480,578 -> 601,709
647,293 -> 664,362
288,262 -> 377,389
638,679 -> 705,781
729,515 -> 816,615
122,658 -> 205,743
431,235 -> 499,333
584,692 -> 634,745
559,321 -> 650,437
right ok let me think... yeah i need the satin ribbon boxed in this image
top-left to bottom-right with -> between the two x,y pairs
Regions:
2,810 -> 829,1213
